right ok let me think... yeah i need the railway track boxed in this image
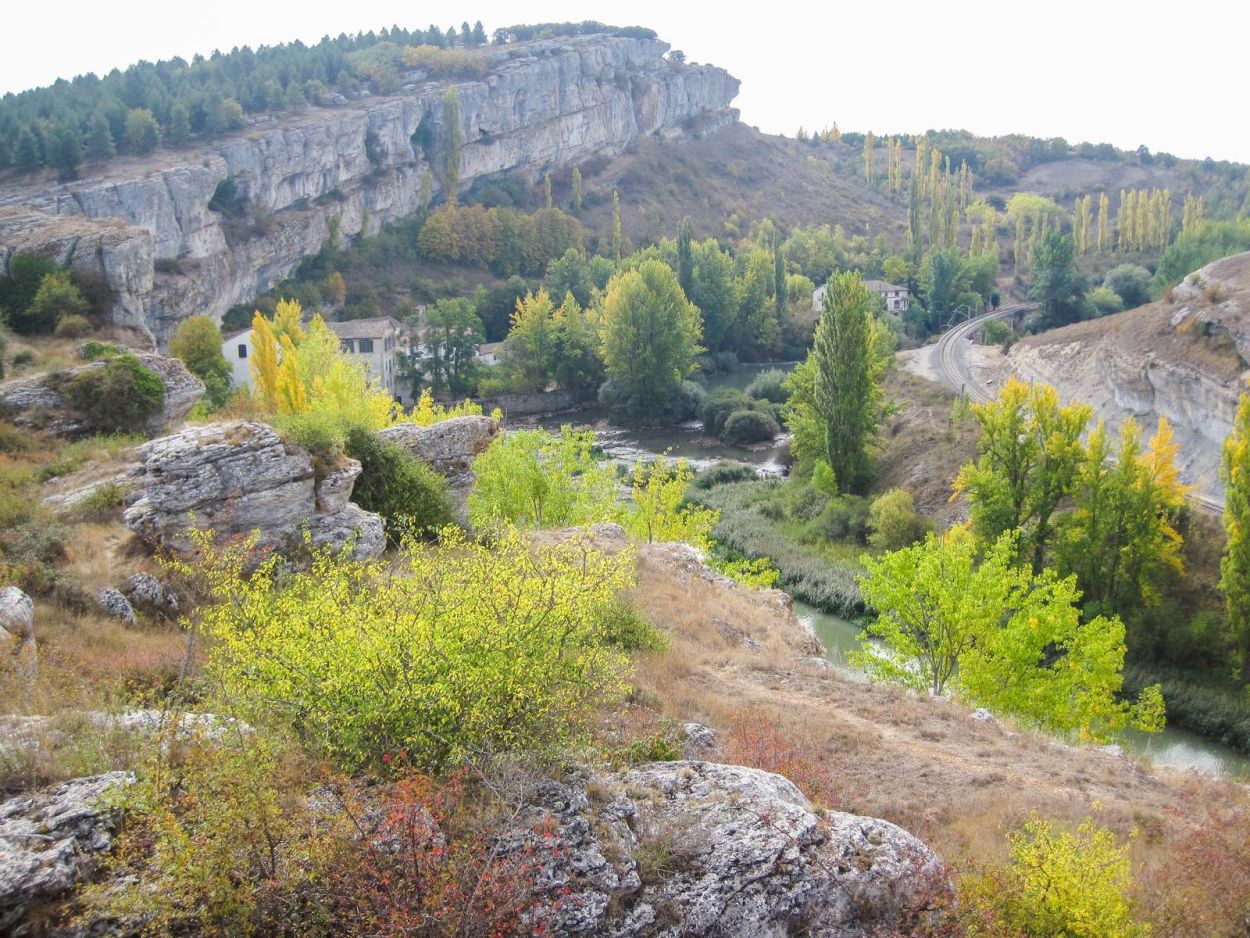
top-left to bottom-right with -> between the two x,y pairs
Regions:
931,304 -> 1225,516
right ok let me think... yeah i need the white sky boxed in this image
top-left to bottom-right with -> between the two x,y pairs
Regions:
3,0 -> 1248,164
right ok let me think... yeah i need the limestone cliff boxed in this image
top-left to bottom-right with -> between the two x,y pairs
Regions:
1005,251 -> 1250,499
0,35 -> 739,342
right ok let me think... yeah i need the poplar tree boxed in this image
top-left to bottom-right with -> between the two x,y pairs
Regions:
811,271 -> 887,493
611,188 -> 622,262
1222,389 -> 1250,685
571,166 -> 583,213
1097,193 -> 1111,253
676,217 -> 694,298
863,130 -> 875,184
544,172 -> 553,210
250,312 -> 281,409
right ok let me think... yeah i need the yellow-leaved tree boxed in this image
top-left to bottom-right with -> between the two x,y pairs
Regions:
249,311 -> 280,410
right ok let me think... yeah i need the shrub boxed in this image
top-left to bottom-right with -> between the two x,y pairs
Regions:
700,388 -> 751,438
81,730 -> 334,936
692,461 -> 757,490
960,817 -> 1145,937
721,408 -> 780,444
597,596 -> 667,651
191,524 -> 634,772
327,770 -> 554,936
12,269 -> 86,334
812,495 -> 871,543
345,427 -> 453,543
867,488 -> 931,551
78,340 -> 119,360
469,427 -> 618,530
1088,285 -> 1124,316
744,368 -> 789,404
61,354 -> 165,433
53,313 -> 92,337
12,350 -> 36,368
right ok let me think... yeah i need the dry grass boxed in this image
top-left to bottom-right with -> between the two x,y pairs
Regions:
618,540 -> 1250,922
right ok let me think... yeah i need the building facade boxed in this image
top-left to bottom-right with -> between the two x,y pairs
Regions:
812,280 -> 910,314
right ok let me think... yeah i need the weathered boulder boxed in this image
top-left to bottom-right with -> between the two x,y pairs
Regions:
377,415 -> 501,520
0,772 -> 134,934
0,352 -> 203,438
94,588 -> 136,626
513,761 -> 950,936
118,573 -> 179,620
0,587 -> 34,645
314,459 -> 362,514
123,421 -> 383,560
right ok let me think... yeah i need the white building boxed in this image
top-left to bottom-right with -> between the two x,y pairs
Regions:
221,316 -> 403,400
327,317 -> 403,400
813,279 -> 910,314
222,327 -> 256,390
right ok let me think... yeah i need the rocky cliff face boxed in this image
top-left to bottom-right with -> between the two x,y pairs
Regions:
1006,251 -> 1250,499
0,36 -> 739,343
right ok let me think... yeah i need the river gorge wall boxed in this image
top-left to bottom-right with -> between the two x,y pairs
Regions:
0,36 -> 739,343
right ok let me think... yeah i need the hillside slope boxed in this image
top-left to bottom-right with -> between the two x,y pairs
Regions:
1006,251 -> 1250,497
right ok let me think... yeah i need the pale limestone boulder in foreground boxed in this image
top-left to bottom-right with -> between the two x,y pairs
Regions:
512,761 -> 950,936
123,420 -> 384,560
0,772 -> 134,934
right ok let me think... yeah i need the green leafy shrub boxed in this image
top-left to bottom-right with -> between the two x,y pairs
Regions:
61,354 -> 165,433
867,488 -> 932,551
345,427 -> 453,543
813,495 -> 871,543
961,817 -> 1145,937
190,524 -> 634,772
722,408 -> 780,444
79,341 -> 119,361
692,461 -> 757,490
81,731 -> 334,936
744,368 -> 790,404
701,389 -> 751,438
469,427 -> 618,529
597,596 -> 667,651
53,314 -> 92,338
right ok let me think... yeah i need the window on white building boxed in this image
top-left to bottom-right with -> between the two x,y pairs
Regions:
359,338 -> 374,354
237,345 -> 247,359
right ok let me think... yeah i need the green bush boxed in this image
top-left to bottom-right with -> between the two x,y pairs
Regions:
78,341 -> 119,361
867,488 -> 932,551
61,354 -> 165,433
721,408 -> 780,444
744,368 -> 790,404
701,389 -> 751,438
345,427 -> 453,543
597,596 -> 667,651
1124,664 -> 1250,753
692,461 -> 758,490
192,525 -> 634,772
53,313 -> 92,338
813,496 -> 871,543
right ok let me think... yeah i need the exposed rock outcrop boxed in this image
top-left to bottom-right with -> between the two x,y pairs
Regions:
0,36 -> 739,342
1005,251 -> 1250,500
117,573 -> 180,620
122,421 -> 385,560
514,761 -> 949,936
0,772 -> 133,934
0,352 -> 203,438
0,587 -> 34,647
378,415 -> 501,521
94,588 -> 136,626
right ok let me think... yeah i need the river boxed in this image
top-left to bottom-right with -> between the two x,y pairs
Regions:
533,364 -> 794,473
795,600 -> 1250,779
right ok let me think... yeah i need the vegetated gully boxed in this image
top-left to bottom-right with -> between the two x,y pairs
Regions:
532,361 -> 1248,778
